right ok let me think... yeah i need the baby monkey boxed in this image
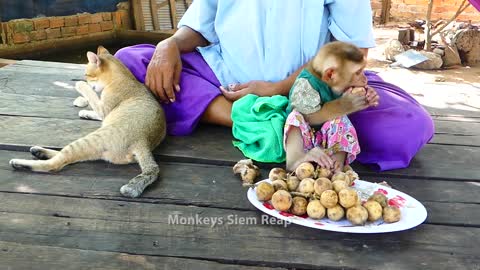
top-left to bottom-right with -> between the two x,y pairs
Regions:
284,41 -> 379,172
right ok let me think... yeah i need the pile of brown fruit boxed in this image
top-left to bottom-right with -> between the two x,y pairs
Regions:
255,162 -> 401,226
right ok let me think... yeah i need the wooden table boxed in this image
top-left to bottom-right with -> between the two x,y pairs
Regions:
0,60 -> 479,270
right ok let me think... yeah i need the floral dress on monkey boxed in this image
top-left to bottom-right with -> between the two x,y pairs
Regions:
284,69 -> 360,165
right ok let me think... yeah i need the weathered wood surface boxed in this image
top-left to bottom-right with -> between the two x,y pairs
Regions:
0,241 -> 283,270
0,192 -> 479,270
1,115 -> 480,180
1,60 -> 480,269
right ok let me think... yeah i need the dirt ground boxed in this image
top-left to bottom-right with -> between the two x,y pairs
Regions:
368,26 -> 480,118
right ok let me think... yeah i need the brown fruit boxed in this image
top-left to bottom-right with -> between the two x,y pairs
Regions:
295,162 -> 315,180
338,188 -> 359,208
332,180 -> 348,193
316,167 -> 332,179
271,190 -> 293,212
313,177 -> 332,196
291,196 -> 308,216
363,200 -> 383,221
320,190 -> 338,208
297,178 -> 315,194
272,179 -> 288,191
345,170 -> 359,184
286,175 -> 300,191
306,200 -> 326,219
331,172 -> 351,186
346,205 -> 368,225
269,167 -> 287,181
368,193 -> 388,208
255,182 -> 275,201
383,206 -> 401,223
327,204 -> 345,221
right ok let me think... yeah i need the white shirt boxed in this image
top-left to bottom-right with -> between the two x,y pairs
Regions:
178,0 -> 375,86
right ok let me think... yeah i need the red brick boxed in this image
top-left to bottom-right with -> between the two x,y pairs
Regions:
100,21 -> 114,31
64,16 -> 78,27
76,25 -> 89,35
33,18 -> 50,30
49,17 -> 65,28
88,23 -> 101,33
13,32 -> 30,44
31,30 -> 47,41
11,20 -> 34,33
90,13 -> 103,24
61,26 -> 76,37
46,28 -> 62,39
78,13 -> 91,25
102,12 -> 112,21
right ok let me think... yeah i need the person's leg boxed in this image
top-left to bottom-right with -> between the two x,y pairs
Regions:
201,95 -> 233,127
349,71 -> 434,171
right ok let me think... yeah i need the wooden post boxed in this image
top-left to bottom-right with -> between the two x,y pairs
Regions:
169,0 -> 178,30
150,0 -> 160,30
131,0 -> 146,31
380,0 -> 391,25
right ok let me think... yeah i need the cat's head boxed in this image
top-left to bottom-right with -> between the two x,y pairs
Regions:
84,46 -> 115,92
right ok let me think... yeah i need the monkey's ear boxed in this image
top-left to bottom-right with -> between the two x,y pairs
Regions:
322,67 -> 336,83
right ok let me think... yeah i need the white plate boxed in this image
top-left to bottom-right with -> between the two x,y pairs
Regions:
247,179 -> 427,233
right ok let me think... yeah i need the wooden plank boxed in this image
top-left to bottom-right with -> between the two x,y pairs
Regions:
0,194 -> 478,270
0,68 -> 82,98
0,241 -> 282,270
430,119 -> 480,146
0,93 -> 79,119
1,116 -> 480,180
0,151 -> 479,226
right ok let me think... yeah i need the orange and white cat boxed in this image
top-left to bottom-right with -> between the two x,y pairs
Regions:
10,46 -> 166,198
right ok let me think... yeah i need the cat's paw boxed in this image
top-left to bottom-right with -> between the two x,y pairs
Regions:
73,96 -> 89,108
79,110 -> 101,121
9,159 -> 32,170
120,184 -> 142,198
30,146 -> 49,160
75,81 -> 89,90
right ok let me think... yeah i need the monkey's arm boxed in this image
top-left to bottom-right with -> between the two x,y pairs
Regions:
303,99 -> 350,125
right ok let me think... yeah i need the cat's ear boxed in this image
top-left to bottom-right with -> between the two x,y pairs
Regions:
97,46 -> 110,55
87,51 -> 101,66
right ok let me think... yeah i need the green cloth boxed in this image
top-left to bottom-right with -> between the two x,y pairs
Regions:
231,94 -> 289,163
286,68 -> 341,114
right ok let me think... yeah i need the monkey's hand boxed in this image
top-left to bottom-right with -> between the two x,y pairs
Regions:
303,147 -> 334,169
340,89 -> 369,114
365,86 -> 380,107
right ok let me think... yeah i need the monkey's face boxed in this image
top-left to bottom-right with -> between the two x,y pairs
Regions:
330,61 -> 367,94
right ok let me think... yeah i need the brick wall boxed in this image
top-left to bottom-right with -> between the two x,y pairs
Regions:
0,5 -> 131,46
371,0 -> 480,23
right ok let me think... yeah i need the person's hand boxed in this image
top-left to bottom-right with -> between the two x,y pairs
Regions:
145,38 -> 182,103
339,88 -> 369,114
302,147 -> 334,169
219,80 -> 280,101
365,86 -> 380,107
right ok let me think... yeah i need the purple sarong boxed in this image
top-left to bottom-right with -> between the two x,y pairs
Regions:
115,44 -> 221,136
115,45 -> 434,171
